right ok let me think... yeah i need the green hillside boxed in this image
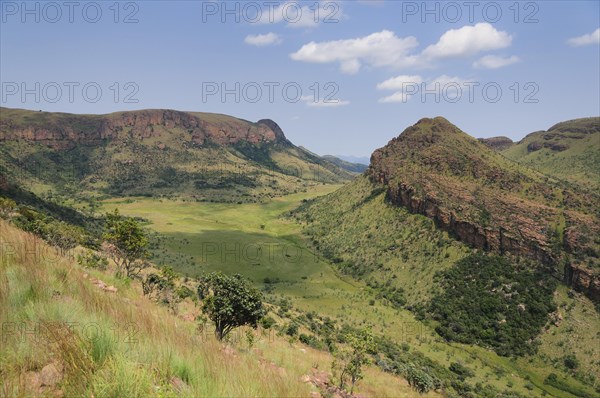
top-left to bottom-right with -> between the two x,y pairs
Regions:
291,117 -> 600,396
0,107 -> 353,203
501,117 -> 600,190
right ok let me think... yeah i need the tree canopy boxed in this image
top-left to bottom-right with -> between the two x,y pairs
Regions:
197,272 -> 265,341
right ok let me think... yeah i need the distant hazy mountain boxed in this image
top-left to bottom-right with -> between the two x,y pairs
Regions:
333,155 -> 370,165
321,155 -> 368,173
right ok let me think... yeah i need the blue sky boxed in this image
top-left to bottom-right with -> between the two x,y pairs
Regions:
1,1 -> 599,157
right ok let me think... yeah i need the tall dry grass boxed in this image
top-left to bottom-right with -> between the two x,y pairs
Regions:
0,220 -> 313,397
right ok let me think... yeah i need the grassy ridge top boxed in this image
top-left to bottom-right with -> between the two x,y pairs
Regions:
501,117 -> 600,191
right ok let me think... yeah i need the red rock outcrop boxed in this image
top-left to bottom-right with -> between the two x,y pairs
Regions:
0,108 -> 287,150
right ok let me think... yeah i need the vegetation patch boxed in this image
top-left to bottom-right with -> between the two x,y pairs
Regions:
429,254 -> 557,357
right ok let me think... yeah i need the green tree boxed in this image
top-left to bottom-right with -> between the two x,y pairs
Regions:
332,327 -> 376,394
103,209 -> 149,278
47,220 -> 81,255
406,365 -> 436,394
197,272 -> 265,341
0,197 -> 16,219
563,354 -> 580,370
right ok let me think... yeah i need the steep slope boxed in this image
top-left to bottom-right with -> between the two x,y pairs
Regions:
291,118 -> 600,393
0,107 -> 353,202
298,117 -> 599,302
500,117 -> 600,190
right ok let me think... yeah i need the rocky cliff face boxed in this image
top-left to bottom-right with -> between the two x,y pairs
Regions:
0,108 -> 286,150
565,264 -> 600,302
368,117 -> 600,302
478,136 -> 514,151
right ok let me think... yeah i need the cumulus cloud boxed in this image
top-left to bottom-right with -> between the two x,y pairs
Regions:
244,32 -> 282,46
377,74 -> 466,103
290,30 -> 420,74
567,28 -> 600,47
421,23 -> 512,59
376,75 -> 423,91
473,55 -> 520,69
378,92 -> 414,103
290,23 -> 513,74
300,95 -> 350,107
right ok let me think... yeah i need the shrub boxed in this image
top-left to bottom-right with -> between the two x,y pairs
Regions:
449,362 -> 474,380
285,323 -> 298,337
77,250 -> 109,270
563,354 -> 580,370
406,365 -> 436,394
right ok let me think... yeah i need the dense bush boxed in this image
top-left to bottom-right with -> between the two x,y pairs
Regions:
544,373 -> 596,398
429,254 -> 557,356
449,362 -> 475,380
77,250 -> 109,270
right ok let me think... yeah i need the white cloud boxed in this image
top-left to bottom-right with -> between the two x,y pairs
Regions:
473,55 -> 520,69
377,74 -> 467,103
421,23 -> 512,59
430,75 -> 466,86
300,95 -> 350,107
291,23 -> 513,74
376,75 -> 423,90
567,28 -> 600,47
378,92 -> 414,103
290,30 -> 419,74
244,32 -> 282,46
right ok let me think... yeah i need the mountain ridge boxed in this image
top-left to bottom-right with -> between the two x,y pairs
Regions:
0,107 -> 353,202
366,117 -> 599,301
0,107 -> 290,149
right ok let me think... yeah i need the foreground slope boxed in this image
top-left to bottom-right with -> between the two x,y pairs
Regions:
0,219 -> 425,397
0,107 -> 352,202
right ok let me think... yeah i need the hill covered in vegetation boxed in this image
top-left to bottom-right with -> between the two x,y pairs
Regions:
499,117 -> 600,191
0,107 -> 353,203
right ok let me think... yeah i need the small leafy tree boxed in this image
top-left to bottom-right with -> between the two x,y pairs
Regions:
103,209 -> 149,278
563,354 -> 579,370
0,197 -> 16,219
197,272 -> 265,341
141,266 -> 183,312
406,365 -> 436,394
332,327 -> 376,394
77,250 -> 109,270
46,221 -> 81,256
